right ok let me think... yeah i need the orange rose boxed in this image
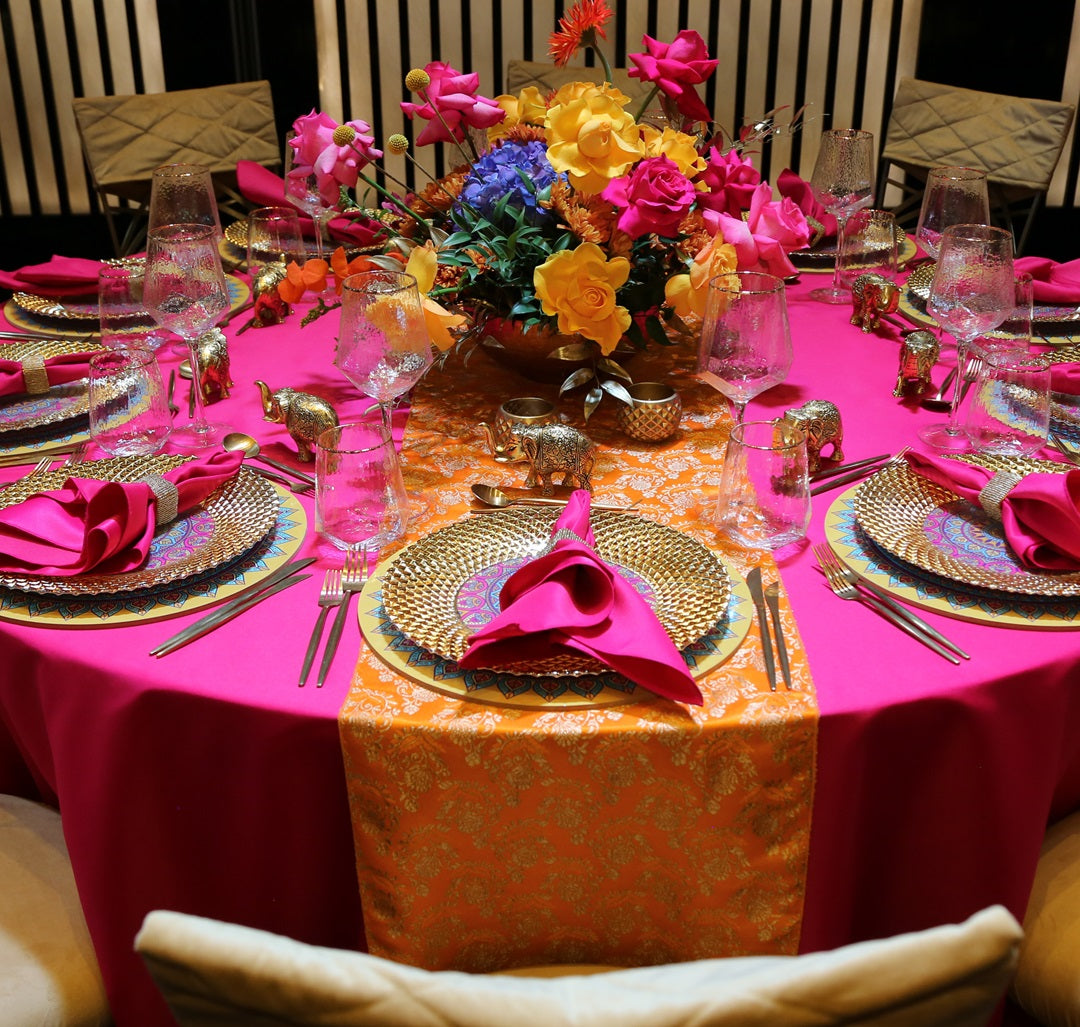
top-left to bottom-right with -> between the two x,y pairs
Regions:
664,233 -> 739,319
405,242 -> 466,351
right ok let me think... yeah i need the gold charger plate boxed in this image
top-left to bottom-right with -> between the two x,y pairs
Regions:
0,455 -> 279,596
825,482 -> 1080,629
361,533 -> 751,710
788,228 -> 916,272
0,486 -> 306,628
0,337 -> 105,435
853,453 -> 1080,597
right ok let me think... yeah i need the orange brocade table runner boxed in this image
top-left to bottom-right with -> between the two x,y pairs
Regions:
337,342 -> 819,970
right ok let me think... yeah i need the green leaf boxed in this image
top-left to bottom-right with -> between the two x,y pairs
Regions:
645,314 -> 673,347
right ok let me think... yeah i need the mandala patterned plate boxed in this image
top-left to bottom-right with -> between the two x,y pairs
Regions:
826,485 -> 1080,629
0,456 -> 279,596
788,228 -> 916,272
379,507 -> 731,678
853,453 -> 1080,597
361,550 -> 751,709
0,337 -> 105,434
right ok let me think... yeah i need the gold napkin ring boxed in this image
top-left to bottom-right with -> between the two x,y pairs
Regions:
20,354 -> 49,395
977,471 -> 1022,521
138,474 -> 179,525
541,528 -> 591,555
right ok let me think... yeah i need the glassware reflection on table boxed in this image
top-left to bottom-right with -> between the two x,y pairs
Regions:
915,166 -> 990,261
148,163 -> 221,238
838,208 -> 899,289
965,347 -> 1051,457
698,271 -> 792,423
87,346 -> 172,456
920,223 -> 1015,451
97,263 -> 167,352
245,206 -> 304,279
809,128 -> 875,303
315,421 -> 408,552
284,132 -> 334,263
716,419 -> 811,549
143,223 -> 231,450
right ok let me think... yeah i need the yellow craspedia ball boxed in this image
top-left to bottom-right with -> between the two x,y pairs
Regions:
332,124 -> 356,147
405,68 -> 431,92
387,134 -> 410,155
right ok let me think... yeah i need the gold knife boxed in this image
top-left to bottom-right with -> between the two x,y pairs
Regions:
746,567 -> 777,692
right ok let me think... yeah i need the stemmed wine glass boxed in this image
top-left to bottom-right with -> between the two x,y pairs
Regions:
915,167 -> 990,261
698,271 -> 793,423
143,223 -> 231,450
920,223 -> 1015,451
148,163 -> 221,239
809,128 -> 875,304
283,133 -> 335,263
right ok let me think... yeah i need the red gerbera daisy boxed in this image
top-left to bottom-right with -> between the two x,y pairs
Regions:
548,0 -> 613,66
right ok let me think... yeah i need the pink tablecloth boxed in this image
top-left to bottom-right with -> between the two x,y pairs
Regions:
0,274 -> 1077,1025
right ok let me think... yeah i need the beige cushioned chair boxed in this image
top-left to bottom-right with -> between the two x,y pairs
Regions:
72,80 -> 280,256
876,77 -> 1075,254
505,59 -> 652,106
1012,808 -> 1080,1026
1,794 -> 111,1026
135,905 -> 1021,1027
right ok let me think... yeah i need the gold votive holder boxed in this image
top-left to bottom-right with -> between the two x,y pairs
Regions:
491,396 -> 558,461
616,382 -> 682,441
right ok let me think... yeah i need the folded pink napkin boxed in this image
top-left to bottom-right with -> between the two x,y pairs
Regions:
0,450 -> 243,576
236,161 -> 387,249
0,255 -> 103,297
1014,256 -> 1080,304
1049,363 -> 1080,395
0,352 -> 98,398
904,451 -> 1080,571
458,491 -> 704,704
776,169 -> 838,238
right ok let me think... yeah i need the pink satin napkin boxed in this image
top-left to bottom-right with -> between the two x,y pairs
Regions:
0,255 -> 103,297
776,169 -> 838,238
1014,256 -> 1080,304
236,161 -> 387,249
458,491 -> 704,704
0,352 -> 99,398
904,450 -> 1080,572
1049,363 -> 1080,395
0,450 -> 243,576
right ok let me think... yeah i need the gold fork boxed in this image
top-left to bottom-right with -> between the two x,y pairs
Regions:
299,569 -> 343,687
809,446 -> 911,496
813,545 -> 960,663
317,549 -> 369,688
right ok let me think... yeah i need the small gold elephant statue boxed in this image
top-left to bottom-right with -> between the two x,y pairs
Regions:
782,399 -> 844,473
893,330 -> 941,398
194,328 -> 233,404
850,272 -> 899,333
250,263 -> 290,328
479,421 -> 595,495
254,381 -> 338,462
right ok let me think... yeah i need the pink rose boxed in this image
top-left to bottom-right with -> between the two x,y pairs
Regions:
602,155 -> 697,238
776,168 -> 838,237
312,119 -> 382,204
401,61 -> 506,146
289,110 -> 337,167
715,182 -> 811,278
695,146 -> 761,219
628,30 -> 717,125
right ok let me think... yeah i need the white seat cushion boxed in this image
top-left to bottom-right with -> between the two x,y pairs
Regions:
0,795 -> 111,1027
136,905 -> 1021,1027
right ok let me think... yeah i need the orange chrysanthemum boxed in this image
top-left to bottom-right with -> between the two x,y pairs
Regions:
546,179 -> 618,246
548,0 -> 612,66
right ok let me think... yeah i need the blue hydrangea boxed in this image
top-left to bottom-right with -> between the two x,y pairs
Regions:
455,140 -> 564,224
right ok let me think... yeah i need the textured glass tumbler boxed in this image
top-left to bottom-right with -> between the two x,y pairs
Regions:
716,419 -> 810,549
966,350 -> 1051,457
88,346 -> 172,456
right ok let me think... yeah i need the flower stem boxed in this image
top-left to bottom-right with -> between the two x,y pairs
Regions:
633,85 -> 661,123
595,46 -> 614,86
417,87 -> 477,164
356,170 -> 431,233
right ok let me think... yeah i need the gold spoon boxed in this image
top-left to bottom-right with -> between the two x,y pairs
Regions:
471,483 -> 634,512
222,432 -> 316,486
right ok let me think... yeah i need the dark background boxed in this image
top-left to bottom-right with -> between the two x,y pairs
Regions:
1,0 -> 1076,262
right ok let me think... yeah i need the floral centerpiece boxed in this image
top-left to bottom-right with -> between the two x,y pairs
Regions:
275,0 -> 819,414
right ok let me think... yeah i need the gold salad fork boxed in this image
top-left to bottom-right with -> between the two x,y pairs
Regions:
809,446 -> 911,496
299,569 -> 343,687
317,549 -> 369,687
813,545 -> 960,663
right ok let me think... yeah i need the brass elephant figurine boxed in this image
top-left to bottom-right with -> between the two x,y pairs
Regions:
254,381 -> 338,462
893,330 -> 940,398
782,399 -> 844,473
850,272 -> 899,333
194,328 -> 233,403
479,421 -> 595,495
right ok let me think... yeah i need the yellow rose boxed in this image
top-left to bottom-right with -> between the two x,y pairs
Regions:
534,242 -> 632,355
550,81 -> 631,108
641,125 -> 708,178
545,85 -> 645,194
405,242 -> 466,351
664,234 -> 739,319
488,86 -> 548,142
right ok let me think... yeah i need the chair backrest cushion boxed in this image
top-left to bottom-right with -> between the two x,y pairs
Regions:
505,60 -> 652,106
881,77 -> 1075,192
72,80 -> 279,198
136,905 -> 1022,1027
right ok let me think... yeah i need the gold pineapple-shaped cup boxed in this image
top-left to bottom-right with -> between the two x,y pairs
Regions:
617,382 -> 682,442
